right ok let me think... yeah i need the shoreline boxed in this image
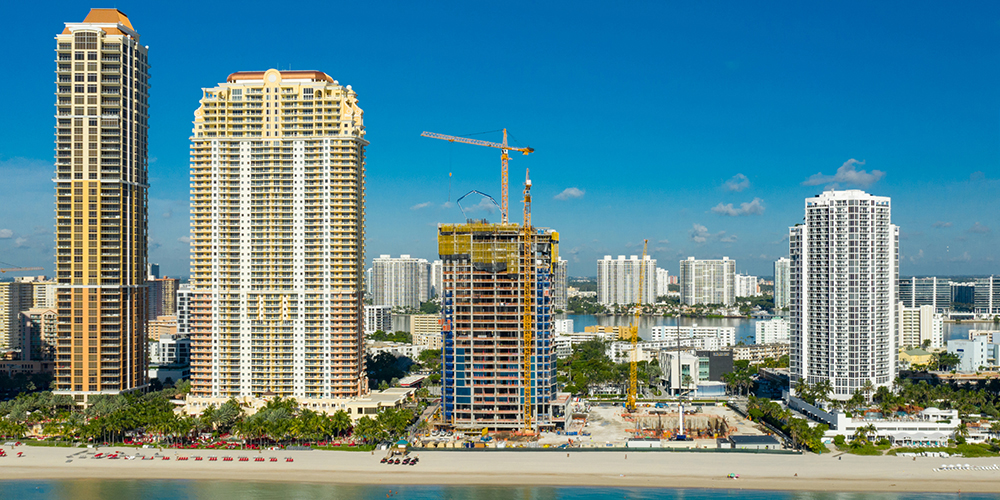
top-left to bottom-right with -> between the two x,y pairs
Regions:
2,447 -> 998,493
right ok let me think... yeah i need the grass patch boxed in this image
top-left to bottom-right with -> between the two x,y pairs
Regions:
957,443 -> 1000,457
848,445 -> 884,456
310,444 -> 376,452
23,440 -> 84,448
887,444 -> 1000,458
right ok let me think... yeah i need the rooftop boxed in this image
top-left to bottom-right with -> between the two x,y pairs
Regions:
226,70 -> 335,84
83,8 -> 134,30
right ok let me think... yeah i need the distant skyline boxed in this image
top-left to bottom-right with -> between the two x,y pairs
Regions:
1,1 -> 999,278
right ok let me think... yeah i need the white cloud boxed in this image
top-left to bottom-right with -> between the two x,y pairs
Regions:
440,201 -> 454,209
0,229 -> 11,239
932,221 -> 952,228
723,173 -> 750,192
554,187 -> 585,200
690,224 -> 710,243
178,236 -> 191,243
802,159 -> 885,188
14,237 -> 29,248
968,222 -> 990,234
950,251 -> 971,263
410,201 -> 433,210
162,209 -> 173,218
909,249 -> 924,264
711,197 -> 765,216
720,234 -> 738,243
658,239 -> 670,244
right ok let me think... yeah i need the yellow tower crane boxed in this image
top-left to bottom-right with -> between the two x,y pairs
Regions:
0,261 -> 43,274
420,130 -> 534,224
626,240 -> 648,413
521,169 -> 534,433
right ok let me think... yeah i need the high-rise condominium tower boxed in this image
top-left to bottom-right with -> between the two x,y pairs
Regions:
898,277 -> 951,313
187,69 -> 367,403
53,9 -> 150,400
371,255 -> 430,309
774,257 -> 791,312
789,190 -> 898,400
439,222 -> 559,430
596,255 -> 657,306
679,257 -> 735,306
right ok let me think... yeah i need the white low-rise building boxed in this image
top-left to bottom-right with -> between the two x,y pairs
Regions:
554,319 -> 574,335
897,303 -> 944,349
788,395 -> 959,447
364,305 -> 392,335
755,317 -> 789,344
367,341 -> 427,359
649,325 -> 736,348
149,334 -> 191,366
829,408 -> 959,447
607,339 -> 727,362
554,331 -> 613,359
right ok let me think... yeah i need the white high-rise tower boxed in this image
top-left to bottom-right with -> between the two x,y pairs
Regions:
774,257 -> 791,312
789,190 -> 898,400
187,69 -> 368,402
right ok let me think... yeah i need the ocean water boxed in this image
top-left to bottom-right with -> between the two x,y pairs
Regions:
1,481 -> 998,500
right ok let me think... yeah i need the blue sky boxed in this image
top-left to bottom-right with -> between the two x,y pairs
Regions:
1,1 -> 998,279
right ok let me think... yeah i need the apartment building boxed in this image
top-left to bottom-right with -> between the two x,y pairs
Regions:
187,69 -> 368,406
53,9 -> 151,400
899,277 -> 951,313
410,314 -> 441,349
974,277 -> 1000,315
679,257 -> 735,306
896,303 -> 944,349
755,316 -> 790,344
363,305 -> 392,335
552,258 -> 568,310
774,257 -> 791,312
372,255 -> 430,309
790,190 -> 898,400
735,274 -> 760,298
649,325 -> 736,349
596,255 -> 657,306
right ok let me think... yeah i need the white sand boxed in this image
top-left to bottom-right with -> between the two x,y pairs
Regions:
1,445 -> 997,493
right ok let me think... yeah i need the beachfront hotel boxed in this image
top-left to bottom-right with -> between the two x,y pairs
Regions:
52,9 -> 151,402
185,69 -> 370,408
789,190 -> 898,400
438,222 -> 559,431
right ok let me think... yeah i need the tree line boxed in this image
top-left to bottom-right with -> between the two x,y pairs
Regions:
0,383 -> 415,447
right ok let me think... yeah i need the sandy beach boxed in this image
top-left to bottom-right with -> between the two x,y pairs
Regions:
1,446 -> 998,493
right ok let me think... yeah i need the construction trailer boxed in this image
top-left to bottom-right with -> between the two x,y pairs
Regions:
438,221 -> 558,431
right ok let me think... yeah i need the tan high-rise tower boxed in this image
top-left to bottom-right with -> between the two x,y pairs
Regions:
53,9 -> 150,401
187,70 -> 368,404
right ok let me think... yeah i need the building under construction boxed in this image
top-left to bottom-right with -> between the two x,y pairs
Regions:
438,221 -> 558,431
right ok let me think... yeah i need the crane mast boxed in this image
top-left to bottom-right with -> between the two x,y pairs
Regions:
521,170 -> 534,432
626,239 -> 648,413
420,129 -> 534,224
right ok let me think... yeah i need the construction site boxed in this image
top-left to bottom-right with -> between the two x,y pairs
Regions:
420,129 -> 773,449
415,400 -> 769,449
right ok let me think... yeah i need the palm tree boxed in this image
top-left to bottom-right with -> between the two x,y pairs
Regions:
990,422 -> 1000,440
861,380 -> 875,404
331,410 -> 351,438
955,421 -> 970,444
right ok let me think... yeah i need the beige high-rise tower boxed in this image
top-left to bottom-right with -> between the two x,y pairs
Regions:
187,70 -> 368,405
53,9 -> 150,401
